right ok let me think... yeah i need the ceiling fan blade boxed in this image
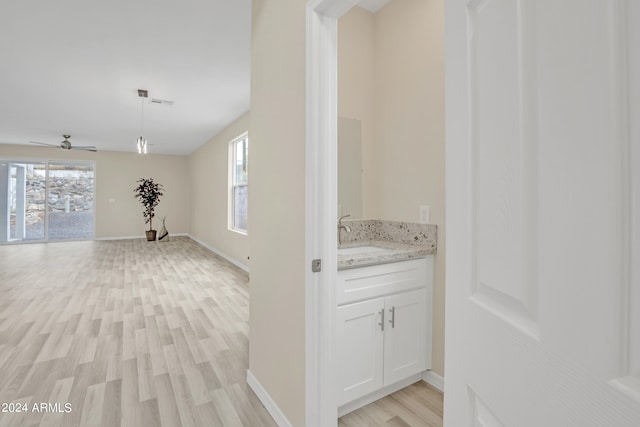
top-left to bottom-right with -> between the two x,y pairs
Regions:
29,140 -> 59,147
71,146 -> 98,152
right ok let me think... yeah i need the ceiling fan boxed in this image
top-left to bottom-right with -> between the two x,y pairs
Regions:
29,134 -> 97,152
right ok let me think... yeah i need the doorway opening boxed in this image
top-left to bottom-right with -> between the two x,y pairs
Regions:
0,160 -> 95,243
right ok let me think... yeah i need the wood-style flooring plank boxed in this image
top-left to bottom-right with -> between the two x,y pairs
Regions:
338,381 -> 444,427
0,237 -> 277,427
78,383 -> 106,427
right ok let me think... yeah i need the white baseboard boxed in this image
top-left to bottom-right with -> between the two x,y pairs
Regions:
95,235 -> 145,241
95,233 -> 189,241
187,235 -> 249,273
246,370 -> 292,427
94,234 -> 249,273
422,370 -> 444,392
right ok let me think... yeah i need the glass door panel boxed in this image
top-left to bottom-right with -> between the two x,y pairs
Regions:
46,161 -> 95,241
0,161 -> 46,243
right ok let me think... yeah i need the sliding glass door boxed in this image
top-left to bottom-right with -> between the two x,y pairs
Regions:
46,162 -> 95,241
0,160 -> 95,243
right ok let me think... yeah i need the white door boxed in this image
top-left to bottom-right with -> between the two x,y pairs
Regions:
336,297 -> 385,405
384,289 -> 428,385
445,0 -> 640,425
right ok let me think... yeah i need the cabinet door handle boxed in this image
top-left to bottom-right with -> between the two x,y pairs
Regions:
378,309 -> 385,331
389,306 -> 395,328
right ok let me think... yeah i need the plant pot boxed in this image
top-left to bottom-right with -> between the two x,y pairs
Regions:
146,230 -> 157,241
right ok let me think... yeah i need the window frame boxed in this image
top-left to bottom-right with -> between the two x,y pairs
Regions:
228,132 -> 248,234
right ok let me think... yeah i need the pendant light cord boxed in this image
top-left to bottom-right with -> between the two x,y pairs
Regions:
137,89 -> 149,154
140,96 -> 145,136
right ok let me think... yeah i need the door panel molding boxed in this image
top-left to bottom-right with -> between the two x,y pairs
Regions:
467,0 -> 539,340
628,0 -> 640,384
612,0 -> 640,400
468,387 -> 506,427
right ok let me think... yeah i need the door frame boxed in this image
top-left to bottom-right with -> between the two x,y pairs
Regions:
10,163 -> 26,240
305,0 -> 359,425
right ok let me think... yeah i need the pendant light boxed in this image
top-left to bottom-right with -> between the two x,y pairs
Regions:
137,89 -> 148,154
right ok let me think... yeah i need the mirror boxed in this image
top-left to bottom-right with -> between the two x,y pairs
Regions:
337,117 -> 362,218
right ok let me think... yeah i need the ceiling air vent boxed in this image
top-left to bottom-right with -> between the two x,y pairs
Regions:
149,98 -> 174,106
137,89 -> 173,106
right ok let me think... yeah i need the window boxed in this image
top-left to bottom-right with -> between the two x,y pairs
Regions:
229,133 -> 248,233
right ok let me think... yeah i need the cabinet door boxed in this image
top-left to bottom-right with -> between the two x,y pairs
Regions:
336,297 -> 385,406
383,288 -> 428,385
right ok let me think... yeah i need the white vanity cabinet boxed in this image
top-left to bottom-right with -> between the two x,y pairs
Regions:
383,289 -> 428,385
336,257 -> 433,409
336,297 -> 385,405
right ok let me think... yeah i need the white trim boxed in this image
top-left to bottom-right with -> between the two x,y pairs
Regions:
610,0 -> 632,379
229,227 -> 248,236
308,0 -> 358,18
228,131 -> 249,234
94,232 -> 190,241
305,1 -> 359,426
188,235 -> 249,273
246,370 -> 293,427
228,131 -> 249,146
72,234 -> 251,273
422,370 -> 445,392
95,235 -> 147,241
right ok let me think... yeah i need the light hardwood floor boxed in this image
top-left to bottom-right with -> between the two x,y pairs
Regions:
0,237 -> 276,427
0,237 -> 444,426
338,381 -> 443,427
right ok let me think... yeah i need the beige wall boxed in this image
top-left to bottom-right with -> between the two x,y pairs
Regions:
338,7 -> 377,218
0,143 -> 190,239
188,112 -> 250,267
338,0 -> 446,376
249,0 -> 306,425
375,0 -> 446,377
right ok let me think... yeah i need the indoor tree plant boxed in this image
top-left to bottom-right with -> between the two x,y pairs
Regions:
133,178 -> 165,241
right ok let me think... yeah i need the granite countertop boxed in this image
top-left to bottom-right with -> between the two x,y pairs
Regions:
337,239 -> 435,270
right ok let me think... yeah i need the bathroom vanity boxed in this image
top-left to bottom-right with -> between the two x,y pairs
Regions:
336,220 -> 436,416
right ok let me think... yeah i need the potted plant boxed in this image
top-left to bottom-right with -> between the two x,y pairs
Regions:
133,178 -> 164,241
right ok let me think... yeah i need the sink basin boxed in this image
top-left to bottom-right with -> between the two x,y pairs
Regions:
338,245 -> 389,255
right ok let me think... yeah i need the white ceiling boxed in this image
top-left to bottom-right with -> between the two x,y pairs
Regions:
0,0 -> 251,155
357,0 -> 391,13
